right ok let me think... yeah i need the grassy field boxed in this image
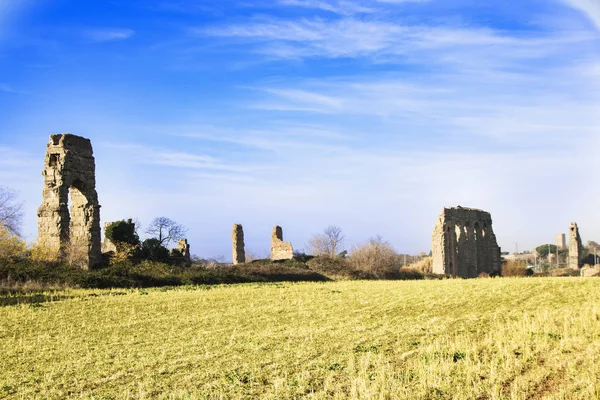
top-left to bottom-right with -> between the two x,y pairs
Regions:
2,278 -> 600,399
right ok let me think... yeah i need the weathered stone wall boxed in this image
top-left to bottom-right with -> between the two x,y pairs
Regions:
232,224 -> 245,264
568,222 -> 582,270
432,206 -> 501,278
271,225 -> 293,261
37,134 -> 102,268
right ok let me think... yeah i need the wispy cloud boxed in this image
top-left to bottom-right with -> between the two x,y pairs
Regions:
84,28 -> 135,42
0,83 -> 16,93
103,143 -> 269,174
562,0 -> 600,30
196,17 -> 592,62
277,0 -> 377,15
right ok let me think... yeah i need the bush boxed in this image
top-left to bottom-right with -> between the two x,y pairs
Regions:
348,236 -> 402,278
0,227 -> 27,262
105,219 -> 140,247
501,261 -> 528,277
140,239 -> 170,262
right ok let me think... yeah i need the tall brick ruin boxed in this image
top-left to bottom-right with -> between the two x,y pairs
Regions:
270,225 -> 293,261
568,222 -> 582,270
432,206 -> 501,278
37,134 -> 102,268
232,224 -> 245,264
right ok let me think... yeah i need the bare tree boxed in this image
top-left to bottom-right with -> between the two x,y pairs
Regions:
349,235 -> 401,277
308,225 -> 345,258
145,217 -> 188,247
0,187 -> 24,237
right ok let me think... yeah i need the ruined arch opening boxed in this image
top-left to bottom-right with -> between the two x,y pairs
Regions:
37,134 -> 102,269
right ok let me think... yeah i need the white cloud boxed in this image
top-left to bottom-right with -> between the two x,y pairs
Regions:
562,0 -> 600,30
85,28 -> 135,42
277,0 -> 377,15
196,17 -> 592,62
103,143 -> 270,174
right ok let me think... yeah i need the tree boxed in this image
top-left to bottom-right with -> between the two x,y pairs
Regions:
105,219 -> 140,247
140,238 -> 170,262
349,235 -> 401,277
0,187 -> 24,237
145,217 -> 187,247
535,244 -> 568,259
308,225 -> 345,258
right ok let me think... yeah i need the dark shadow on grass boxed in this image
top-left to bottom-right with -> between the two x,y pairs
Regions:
0,293 -> 76,307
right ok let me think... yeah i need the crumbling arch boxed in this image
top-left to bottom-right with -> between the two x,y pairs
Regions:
37,134 -> 102,268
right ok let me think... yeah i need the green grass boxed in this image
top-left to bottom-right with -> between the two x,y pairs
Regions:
1,278 -> 600,399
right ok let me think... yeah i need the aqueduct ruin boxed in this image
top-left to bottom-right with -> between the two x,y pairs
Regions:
37,134 -> 102,268
432,206 -> 501,278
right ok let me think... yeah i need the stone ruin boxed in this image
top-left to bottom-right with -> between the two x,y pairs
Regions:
232,224 -> 245,264
170,239 -> 191,266
101,222 -> 118,253
432,206 -> 501,278
177,239 -> 191,260
270,226 -> 293,261
37,134 -> 102,268
568,222 -> 582,270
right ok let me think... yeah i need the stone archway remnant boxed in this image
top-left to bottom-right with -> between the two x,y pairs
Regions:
37,134 -> 102,268
432,206 -> 501,278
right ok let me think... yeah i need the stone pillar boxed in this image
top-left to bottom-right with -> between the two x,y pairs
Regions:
37,134 -> 102,269
270,225 -> 293,261
568,223 -> 582,270
232,224 -> 245,264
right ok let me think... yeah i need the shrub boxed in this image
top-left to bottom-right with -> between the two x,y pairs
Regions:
28,240 -> 61,263
105,219 -> 140,247
0,227 -> 27,261
140,239 -> 170,262
348,236 -> 402,278
502,261 -> 528,277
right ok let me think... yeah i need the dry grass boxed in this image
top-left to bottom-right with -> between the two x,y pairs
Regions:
1,278 -> 600,399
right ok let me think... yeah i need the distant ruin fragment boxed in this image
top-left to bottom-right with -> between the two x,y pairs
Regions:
177,239 -> 191,261
271,226 -> 293,261
432,206 -> 501,278
101,222 -> 118,253
37,134 -> 102,268
556,233 -> 566,250
170,239 -> 191,266
232,224 -> 245,264
568,222 -> 582,270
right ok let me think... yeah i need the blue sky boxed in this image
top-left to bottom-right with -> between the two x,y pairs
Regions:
1,0 -> 599,260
